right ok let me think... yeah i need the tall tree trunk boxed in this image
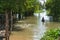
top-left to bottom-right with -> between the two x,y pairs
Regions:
10,10 -> 13,33
5,10 -> 9,40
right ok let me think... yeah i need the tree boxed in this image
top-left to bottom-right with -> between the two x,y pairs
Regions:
46,0 -> 60,21
23,0 -> 41,16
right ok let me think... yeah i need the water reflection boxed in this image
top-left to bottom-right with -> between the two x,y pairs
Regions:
33,16 -> 47,40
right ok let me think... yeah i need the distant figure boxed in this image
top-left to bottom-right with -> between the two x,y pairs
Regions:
41,17 -> 45,22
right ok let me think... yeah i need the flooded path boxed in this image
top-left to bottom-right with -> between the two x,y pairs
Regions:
10,16 -> 38,40
10,16 -> 60,40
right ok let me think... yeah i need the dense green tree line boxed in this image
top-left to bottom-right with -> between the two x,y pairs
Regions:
0,0 -> 25,13
46,0 -> 60,21
0,0 -> 40,15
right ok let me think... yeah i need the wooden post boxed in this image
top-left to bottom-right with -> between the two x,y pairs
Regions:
5,10 -> 9,40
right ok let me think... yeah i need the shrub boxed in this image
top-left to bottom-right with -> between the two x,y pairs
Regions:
41,28 -> 60,40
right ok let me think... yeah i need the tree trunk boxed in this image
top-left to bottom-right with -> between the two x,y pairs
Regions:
10,10 -> 13,33
5,10 -> 9,40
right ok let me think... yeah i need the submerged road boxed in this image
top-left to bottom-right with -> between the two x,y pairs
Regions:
10,16 -> 46,40
10,16 -> 60,40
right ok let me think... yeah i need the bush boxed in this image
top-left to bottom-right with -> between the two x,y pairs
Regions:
41,28 -> 60,40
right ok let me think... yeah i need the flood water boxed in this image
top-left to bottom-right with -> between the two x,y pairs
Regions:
10,0 -> 60,40
10,16 -> 60,40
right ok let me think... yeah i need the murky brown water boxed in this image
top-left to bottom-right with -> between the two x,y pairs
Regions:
10,16 -> 60,40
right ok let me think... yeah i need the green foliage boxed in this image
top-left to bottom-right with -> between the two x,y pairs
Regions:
35,10 -> 43,13
0,0 -> 42,16
45,0 -> 60,21
24,0 -> 41,13
0,0 -> 25,13
41,28 -> 60,40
